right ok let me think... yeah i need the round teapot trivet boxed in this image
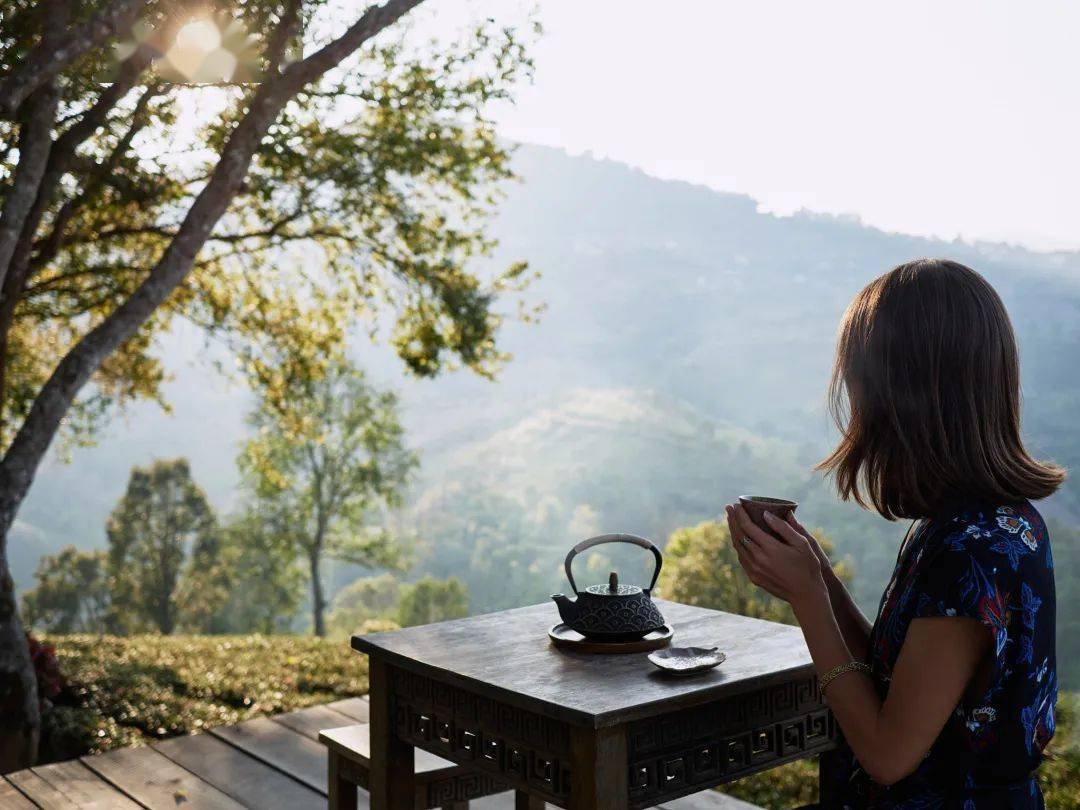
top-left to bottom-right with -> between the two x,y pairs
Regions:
548,623 -> 672,654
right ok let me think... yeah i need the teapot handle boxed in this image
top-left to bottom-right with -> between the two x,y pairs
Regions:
564,533 -> 663,596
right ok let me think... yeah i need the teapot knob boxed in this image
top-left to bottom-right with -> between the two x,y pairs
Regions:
609,571 -> 619,592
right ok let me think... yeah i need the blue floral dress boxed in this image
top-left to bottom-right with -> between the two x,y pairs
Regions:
836,499 -> 1057,809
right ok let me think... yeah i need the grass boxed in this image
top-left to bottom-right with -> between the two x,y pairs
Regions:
40,634 -> 368,763
40,635 -> 1079,809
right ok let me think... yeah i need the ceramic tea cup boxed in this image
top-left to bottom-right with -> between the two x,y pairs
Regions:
738,495 -> 798,538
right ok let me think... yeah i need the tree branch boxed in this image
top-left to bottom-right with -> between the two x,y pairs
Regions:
52,44 -> 159,159
0,85 -> 58,298
0,79 -> 159,442
0,0 -> 144,118
31,85 -> 161,275
277,0 -> 426,95
0,0 -> 428,543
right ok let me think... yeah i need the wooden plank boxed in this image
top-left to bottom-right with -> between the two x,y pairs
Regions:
7,768 -> 69,807
83,745 -> 244,810
467,791 -> 761,810
0,778 -> 36,808
659,791 -> 762,810
353,600 -> 813,727
155,731 -> 325,810
211,715 -> 327,793
271,704 -> 357,741
13,759 -> 141,809
325,697 -> 370,723
472,794 -> 533,809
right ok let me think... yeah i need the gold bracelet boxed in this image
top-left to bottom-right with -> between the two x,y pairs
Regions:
819,661 -> 871,694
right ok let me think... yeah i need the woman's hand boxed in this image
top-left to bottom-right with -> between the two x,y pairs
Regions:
782,512 -> 834,576
725,503 -> 829,614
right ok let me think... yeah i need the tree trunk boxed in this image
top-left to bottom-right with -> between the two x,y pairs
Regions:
0,0 -> 425,769
0,546 -> 38,773
309,550 -> 326,637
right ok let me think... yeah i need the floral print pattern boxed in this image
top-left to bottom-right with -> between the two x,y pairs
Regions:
837,500 -> 1056,809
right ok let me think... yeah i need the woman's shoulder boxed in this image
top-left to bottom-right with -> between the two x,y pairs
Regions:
924,499 -> 1050,572
911,499 -> 1052,631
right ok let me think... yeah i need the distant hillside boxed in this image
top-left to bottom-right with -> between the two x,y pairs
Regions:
13,145 -> 1080,608
404,388 -> 904,612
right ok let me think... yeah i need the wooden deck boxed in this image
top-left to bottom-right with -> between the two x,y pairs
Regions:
2,697 -> 761,809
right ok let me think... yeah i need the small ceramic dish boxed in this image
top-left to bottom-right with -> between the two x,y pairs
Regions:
648,646 -> 726,676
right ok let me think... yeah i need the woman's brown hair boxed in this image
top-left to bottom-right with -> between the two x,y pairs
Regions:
818,258 -> 1065,520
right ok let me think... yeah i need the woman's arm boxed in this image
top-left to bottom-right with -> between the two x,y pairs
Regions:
782,513 -> 872,662
725,504 -> 991,786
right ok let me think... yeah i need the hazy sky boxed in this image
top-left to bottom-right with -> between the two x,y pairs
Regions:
409,0 -> 1080,252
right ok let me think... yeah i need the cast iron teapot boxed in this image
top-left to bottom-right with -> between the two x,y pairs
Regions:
551,533 -> 665,641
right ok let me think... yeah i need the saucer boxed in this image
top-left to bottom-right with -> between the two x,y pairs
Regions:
648,645 -> 726,675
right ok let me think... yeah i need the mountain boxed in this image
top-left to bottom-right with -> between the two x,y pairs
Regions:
13,145 -> 1080,616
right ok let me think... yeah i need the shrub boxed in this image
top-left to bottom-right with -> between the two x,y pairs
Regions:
39,634 -> 367,763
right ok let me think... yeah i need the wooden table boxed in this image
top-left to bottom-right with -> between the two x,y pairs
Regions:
352,599 -> 838,810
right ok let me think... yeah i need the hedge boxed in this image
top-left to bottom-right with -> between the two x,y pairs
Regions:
39,634 -> 368,763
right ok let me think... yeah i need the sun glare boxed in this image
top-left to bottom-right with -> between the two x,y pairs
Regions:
166,17 -> 235,82
175,18 -> 222,52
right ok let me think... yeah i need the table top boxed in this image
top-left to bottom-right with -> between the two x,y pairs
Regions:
353,599 -> 814,728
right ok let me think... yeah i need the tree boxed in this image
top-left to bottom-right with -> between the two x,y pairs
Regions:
215,511 -> 304,634
326,572 -> 468,634
326,572 -> 402,637
0,0 -> 534,764
105,458 -> 223,635
239,358 -> 417,636
395,575 -> 468,627
657,520 -> 852,625
21,547 -> 109,633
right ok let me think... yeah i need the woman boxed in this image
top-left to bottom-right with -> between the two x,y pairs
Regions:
726,259 -> 1063,809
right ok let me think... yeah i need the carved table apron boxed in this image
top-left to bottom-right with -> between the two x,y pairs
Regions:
356,600 -> 838,809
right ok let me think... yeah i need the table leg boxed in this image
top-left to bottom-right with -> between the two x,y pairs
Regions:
327,749 -> 358,810
568,725 -> 627,810
369,658 -> 415,810
515,790 -> 545,809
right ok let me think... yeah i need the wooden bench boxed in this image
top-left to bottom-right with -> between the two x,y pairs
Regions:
320,724 -> 545,810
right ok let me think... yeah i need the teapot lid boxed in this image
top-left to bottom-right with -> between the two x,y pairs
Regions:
583,571 -> 642,596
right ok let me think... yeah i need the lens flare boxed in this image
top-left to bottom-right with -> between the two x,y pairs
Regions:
175,19 -> 222,52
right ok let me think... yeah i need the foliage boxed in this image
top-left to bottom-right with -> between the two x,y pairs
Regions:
0,1 -> 538,454
26,634 -> 62,709
1047,521 -> 1080,691
21,547 -> 109,633
326,573 -> 402,637
395,575 -> 468,627
105,458 -> 226,634
1039,692 -> 1080,810
326,573 -> 469,636
721,757 -> 820,808
214,512 -> 305,634
23,464 -> 308,637
238,358 -> 417,635
38,633 -> 368,764
408,481 -> 563,613
657,520 -> 851,624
